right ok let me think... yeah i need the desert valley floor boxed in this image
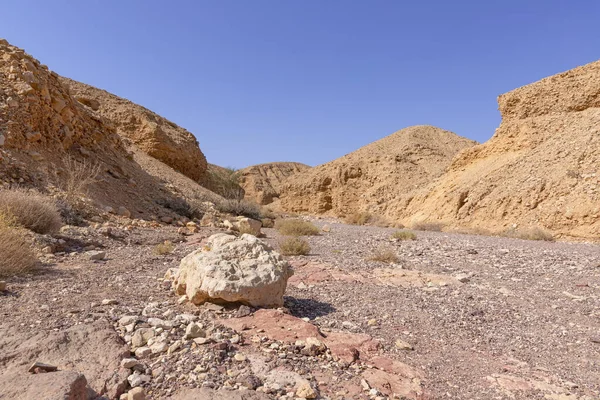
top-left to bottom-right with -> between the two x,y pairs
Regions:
2,219 -> 599,400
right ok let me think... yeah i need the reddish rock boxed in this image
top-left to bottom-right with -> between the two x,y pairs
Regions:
322,332 -> 381,364
220,309 -> 322,342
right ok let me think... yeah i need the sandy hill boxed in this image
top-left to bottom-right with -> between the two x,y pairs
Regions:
0,39 -> 218,219
239,162 -> 310,205
59,77 -> 207,182
279,125 -> 476,217
398,60 -> 600,239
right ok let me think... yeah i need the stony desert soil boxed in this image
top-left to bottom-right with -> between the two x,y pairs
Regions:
1,219 -> 599,399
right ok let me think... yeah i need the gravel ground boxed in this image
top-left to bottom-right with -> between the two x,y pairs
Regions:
1,219 -> 599,399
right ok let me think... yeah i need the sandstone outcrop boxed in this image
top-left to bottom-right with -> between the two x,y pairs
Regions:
238,162 -> 310,205
172,233 -> 292,307
398,60 -> 600,239
60,77 -> 208,182
279,125 -> 476,217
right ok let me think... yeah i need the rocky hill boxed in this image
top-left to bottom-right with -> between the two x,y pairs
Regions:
279,125 -> 476,217
239,162 -> 310,205
60,77 -> 207,182
0,39 -> 216,219
399,60 -> 600,239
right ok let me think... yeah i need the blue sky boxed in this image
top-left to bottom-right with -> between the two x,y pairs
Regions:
2,1 -> 599,168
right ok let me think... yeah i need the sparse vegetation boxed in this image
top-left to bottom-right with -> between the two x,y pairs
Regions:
154,240 -> 175,255
368,245 -> 399,264
392,230 -> 417,241
206,166 -> 245,200
345,212 -> 372,225
261,218 -> 274,228
56,156 -> 102,201
0,189 -> 62,234
274,219 -> 320,236
0,214 -> 37,277
412,221 -> 445,232
503,227 -> 554,242
279,237 -> 311,256
215,198 -> 262,220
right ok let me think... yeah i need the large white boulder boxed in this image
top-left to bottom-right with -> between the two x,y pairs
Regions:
172,233 -> 292,307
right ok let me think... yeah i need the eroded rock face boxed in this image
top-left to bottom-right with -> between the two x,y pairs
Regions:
398,60 -> 600,239
238,162 -> 311,205
173,234 -> 293,307
60,77 -> 208,182
279,125 -> 476,218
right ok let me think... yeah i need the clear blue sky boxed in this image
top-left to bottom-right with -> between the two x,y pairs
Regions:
3,1 -> 599,168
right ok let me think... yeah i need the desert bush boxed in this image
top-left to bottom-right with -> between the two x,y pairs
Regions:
154,241 -> 175,255
261,218 -> 275,228
56,156 -> 102,201
215,198 -> 262,220
392,230 -> 417,241
206,167 -> 245,200
503,227 -> 554,242
275,219 -> 320,236
0,217 -> 37,276
345,212 -> 372,226
0,189 -> 62,234
368,246 -> 399,264
279,237 -> 311,256
412,221 -> 445,232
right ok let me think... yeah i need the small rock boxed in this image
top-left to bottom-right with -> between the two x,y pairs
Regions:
367,319 -> 378,326
134,347 -> 152,358
150,342 -> 168,354
121,358 -> 141,369
296,380 -> 317,399
127,387 -> 146,400
28,362 -> 58,373
184,322 -> 206,339
394,338 -> 414,350
322,225 -> 331,232
235,305 -> 253,318
0,281 -> 6,291
102,299 -> 118,306
455,273 -> 471,283
118,207 -> 131,218
234,354 -> 247,362
87,250 -> 106,261
127,372 -> 150,388
118,316 -> 138,326
193,337 -> 212,345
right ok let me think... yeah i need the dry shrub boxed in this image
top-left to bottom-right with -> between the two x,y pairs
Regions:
345,212 -> 372,226
154,241 -> 175,255
368,246 -> 399,264
503,227 -> 554,242
275,219 -> 320,236
392,230 -> 417,241
56,156 -> 102,200
0,216 -> 37,276
279,237 -> 311,256
451,227 -> 494,236
0,189 -> 62,234
215,199 -> 262,220
261,218 -> 275,228
412,221 -> 445,232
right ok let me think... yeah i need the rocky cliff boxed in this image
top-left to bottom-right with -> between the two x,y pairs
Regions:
279,125 -> 476,217
239,162 -> 310,205
399,60 -> 600,239
60,77 -> 207,182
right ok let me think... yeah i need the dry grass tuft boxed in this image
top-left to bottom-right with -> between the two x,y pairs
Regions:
345,212 -> 372,226
154,241 -> 175,255
412,221 -> 445,232
503,227 -> 554,242
368,246 -> 399,264
275,219 -> 320,236
392,230 -> 417,241
279,237 -> 311,256
0,189 -> 62,234
54,156 -> 102,201
0,215 -> 38,277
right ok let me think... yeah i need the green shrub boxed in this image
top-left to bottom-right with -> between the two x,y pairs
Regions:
274,219 -> 320,236
0,189 -> 62,234
279,237 -> 311,256
392,230 -> 417,241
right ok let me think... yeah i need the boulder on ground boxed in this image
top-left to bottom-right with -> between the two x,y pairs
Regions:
0,370 -> 89,400
172,233 -> 292,307
233,217 -> 263,236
